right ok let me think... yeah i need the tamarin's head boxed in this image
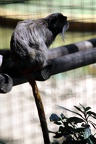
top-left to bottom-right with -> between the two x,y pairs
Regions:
46,13 -> 69,38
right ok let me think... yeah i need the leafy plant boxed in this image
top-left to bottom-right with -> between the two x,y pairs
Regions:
49,104 -> 96,144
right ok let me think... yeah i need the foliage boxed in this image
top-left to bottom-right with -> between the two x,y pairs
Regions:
49,104 -> 96,144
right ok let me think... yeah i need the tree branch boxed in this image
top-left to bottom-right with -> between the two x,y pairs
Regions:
0,38 -> 96,93
48,38 -> 96,59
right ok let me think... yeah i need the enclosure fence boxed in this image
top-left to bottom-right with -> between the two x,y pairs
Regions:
0,0 -> 96,144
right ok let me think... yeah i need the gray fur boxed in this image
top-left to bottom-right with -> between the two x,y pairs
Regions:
10,13 -> 68,71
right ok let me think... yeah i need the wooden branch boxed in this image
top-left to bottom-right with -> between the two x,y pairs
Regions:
1,47 -> 96,86
0,38 -> 96,93
48,38 -> 96,59
1,38 -> 96,60
0,74 -> 13,93
32,48 -> 96,81
50,48 -> 96,76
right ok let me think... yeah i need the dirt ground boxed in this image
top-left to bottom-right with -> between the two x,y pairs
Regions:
0,75 -> 96,144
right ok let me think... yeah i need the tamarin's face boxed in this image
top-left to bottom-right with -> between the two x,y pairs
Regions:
46,13 -> 69,37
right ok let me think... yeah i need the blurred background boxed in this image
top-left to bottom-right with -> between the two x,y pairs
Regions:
0,0 -> 96,144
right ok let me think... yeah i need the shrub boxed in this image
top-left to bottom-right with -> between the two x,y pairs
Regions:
49,104 -> 96,144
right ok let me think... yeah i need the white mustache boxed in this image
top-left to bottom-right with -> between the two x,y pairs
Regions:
61,22 -> 69,41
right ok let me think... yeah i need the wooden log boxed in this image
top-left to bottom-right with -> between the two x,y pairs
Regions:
0,74 -> 13,93
0,39 -> 96,90
1,47 -> 96,86
48,38 -> 96,59
50,48 -> 96,76
1,38 -> 96,59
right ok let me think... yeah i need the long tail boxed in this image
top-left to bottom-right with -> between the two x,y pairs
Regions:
23,71 -> 50,144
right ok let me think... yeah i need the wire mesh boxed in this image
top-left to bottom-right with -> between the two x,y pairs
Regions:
0,0 -> 96,144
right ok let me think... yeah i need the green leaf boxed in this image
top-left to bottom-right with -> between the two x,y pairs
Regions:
54,121 -> 62,125
79,104 -> 91,113
63,125 -> 75,134
50,114 -> 61,122
85,106 -> 91,112
89,120 -> 96,129
53,132 -> 63,138
59,125 -> 74,134
75,127 -> 84,133
87,111 -> 96,119
79,103 -> 86,110
60,113 -> 66,120
67,117 -> 84,124
57,105 -> 84,119
59,126 -> 64,132
88,138 -> 94,144
74,105 -> 83,113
